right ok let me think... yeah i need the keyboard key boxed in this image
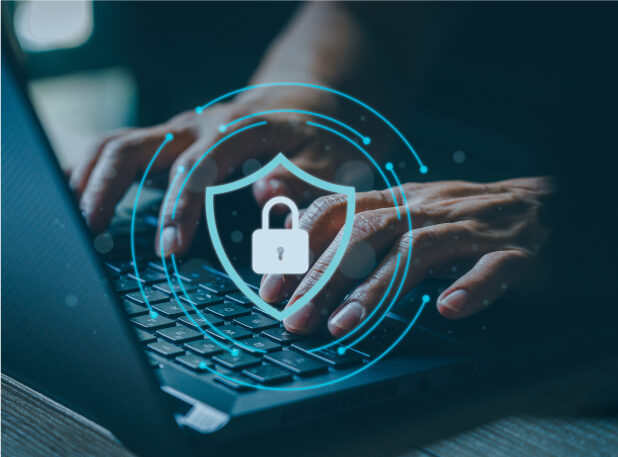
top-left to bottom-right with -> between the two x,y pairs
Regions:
242,363 -> 292,384
292,342 -> 364,368
213,368 -> 254,392
175,259 -> 218,283
153,280 -> 196,296
239,336 -> 281,353
352,339 -> 387,359
207,302 -> 251,319
124,300 -> 148,317
179,290 -> 223,307
206,324 -> 252,341
157,325 -> 203,343
134,329 -> 156,344
175,353 -> 211,372
184,340 -> 225,357
233,313 -> 279,331
128,268 -> 168,284
106,260 -> 134,274
265,349 -> 328,376
104,266 -> 121,278
152,301 -> 192,318
225,292 -> 252,306
262,327 -> 305,345
113,276 -> 141,293
147,341 -> 184,358
131,314 -> 175,331
199,279 -> 237,295
213,351 -> 261,370
243,364 -> 293,384
147,260 -> 174,273
129,268 -> 167,284
125,288 -> 169,305
178,313 -> 224,330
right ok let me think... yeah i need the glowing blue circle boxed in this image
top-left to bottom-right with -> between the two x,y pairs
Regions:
130,82 -> 432,391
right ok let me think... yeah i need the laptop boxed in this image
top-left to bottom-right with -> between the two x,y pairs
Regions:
1,39 -> 565,457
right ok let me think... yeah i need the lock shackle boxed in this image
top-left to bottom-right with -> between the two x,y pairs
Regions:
262,196 -> 300,230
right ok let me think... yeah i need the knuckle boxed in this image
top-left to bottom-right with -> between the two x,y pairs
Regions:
497,249 -> 530,265
396,230 -> 415,255
410,228 -> 438,254
103,131 -> 148,159
295,262 -> 328,295
351,209 -> 399,240
302,193 -> 346,226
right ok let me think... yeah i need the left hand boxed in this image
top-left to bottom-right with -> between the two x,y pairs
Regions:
258,178 -> 555,337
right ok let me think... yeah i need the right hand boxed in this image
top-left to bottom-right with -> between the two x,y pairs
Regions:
70,87 -> 349,257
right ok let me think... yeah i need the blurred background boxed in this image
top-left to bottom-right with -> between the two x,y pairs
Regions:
3,0 -> 617,330
5,0 -> 577,183
4,1 -> 298,170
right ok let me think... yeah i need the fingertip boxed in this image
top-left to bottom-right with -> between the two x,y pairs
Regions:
327,301 -> 364,337
259,274 -> 283,303
436,303 -> 466,319
156,225 -> 183,258
283,302 -> 318,335
437,289 -> 473,319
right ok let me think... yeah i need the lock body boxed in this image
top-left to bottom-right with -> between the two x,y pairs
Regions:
252,228 -> 309,274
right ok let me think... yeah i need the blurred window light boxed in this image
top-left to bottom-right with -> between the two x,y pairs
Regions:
14,1 -> 94,52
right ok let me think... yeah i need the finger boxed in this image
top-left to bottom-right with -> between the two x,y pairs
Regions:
80,127 -> 192,233
154,114 -> 318,257
325,222 -> 497,336
155,122 -> 274,257
436,249 -> 530,319
154,142 -> 215,257
69,130 -> 129,197
259,190 -> 397,303
260,187 -> 454,304
282,207 -> 410,334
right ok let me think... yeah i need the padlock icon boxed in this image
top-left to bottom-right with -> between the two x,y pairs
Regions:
252,196 -> 309,274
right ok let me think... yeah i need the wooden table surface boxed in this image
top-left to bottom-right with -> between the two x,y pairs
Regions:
3,355 -> 618,457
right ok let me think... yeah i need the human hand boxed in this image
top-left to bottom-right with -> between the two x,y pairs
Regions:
70,87 -> 353,257
258,178 -> 555,337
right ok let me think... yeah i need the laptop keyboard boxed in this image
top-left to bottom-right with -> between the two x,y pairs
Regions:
108,258 -> 419,391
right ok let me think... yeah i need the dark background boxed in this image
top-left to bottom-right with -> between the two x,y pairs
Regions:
6,1 -> 618,329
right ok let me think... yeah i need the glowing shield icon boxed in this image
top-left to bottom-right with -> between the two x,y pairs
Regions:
205,153 -> 356,321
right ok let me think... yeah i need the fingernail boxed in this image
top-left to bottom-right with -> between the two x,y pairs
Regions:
160,226 -> 180,257
283,302 -> 315,331
438,289 -> 469,312
259,274 -> 283,302
329,301 -> 364,334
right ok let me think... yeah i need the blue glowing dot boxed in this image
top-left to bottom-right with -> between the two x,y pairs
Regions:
195,107 -> 203,114
231,348 -> 240,357
337,347 -> 347,355
422,294 -> 430,303
150,311 -> 158,319
218,125 -> 227,133
199,361 -> 207,369
385,162 -> 394,171
363,137 -> 371,145
165,133 -> 174,141
420,165 -> 428,174
177,165 -> 185,174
